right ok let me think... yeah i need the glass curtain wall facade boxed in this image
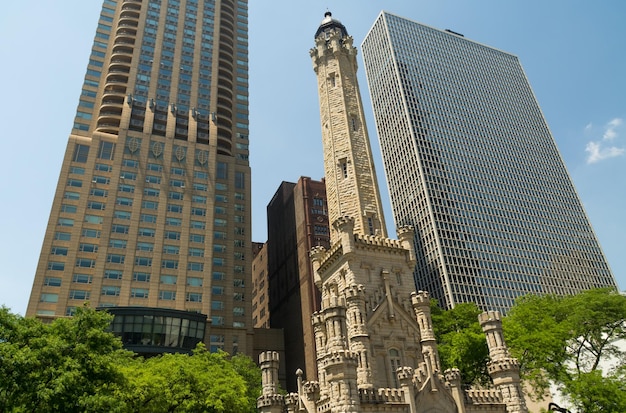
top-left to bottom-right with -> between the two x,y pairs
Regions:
27,0 -> 251,355
362,12 -> 616,313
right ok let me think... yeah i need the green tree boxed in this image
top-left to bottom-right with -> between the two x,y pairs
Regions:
120,346 -> 260,412
0,306 -> 131,413
431,301 -> 491,386
504,288 -> 626,412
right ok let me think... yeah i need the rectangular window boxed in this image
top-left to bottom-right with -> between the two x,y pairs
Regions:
73,274 -> 93,284
166,217 -> 182,226
40,293 -> 59,303
142,200 -> 159,209
187,277 -> 203,287
101,286 -> 121,296
44,277 -> 62,287
54,232 -> 71,241
191,207 -> 206,216
70,166 -> 85,175
167,204 -> 183,213
84,215 -> 104,224
137,242 -> 154,252
104,270 -> 123,280
132,272 -> 151,282
187,292 -> 203,302
109,239 -> 127,249
189,248 -> 204,257
76,258 -> 96,268
144,188 -> 160,197
141,214 -> 157,223
98,141 -> 115,160
190,234 -> 205,243
160,275 -> 177,285
187,262 -> 204,271
165,231 -> 181,240
138,227 -> 156,237
90,189 -> 108,197
95,163 -> 112,172
82,229 -> 101,238
212,286 -> 224,295
111,224 -> 129,234
131,288 -> 149,298
69,290 -> 90,300
67,179 -> 83,188
192,195 -> 207,204
169,191 -> 184,200
161,260 -> 178,269
135,257 -> 152,267
64,191 -> 80,200
73,144 -> 90,163
211,300 -> 224,310
159,290 -> 176,300
50,247 -> 68,256
163,245 -> 180,255
87,201 -> 105,210
58,218 -> 74,227
190,220 -> 205,229
146,175 -> 161,184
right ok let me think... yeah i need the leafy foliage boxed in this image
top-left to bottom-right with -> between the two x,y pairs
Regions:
431,301 -> 491,386
0,307 -> 261,413
504,288 -> 626,412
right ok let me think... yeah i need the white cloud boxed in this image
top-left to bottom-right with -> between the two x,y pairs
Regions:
585,141 -> 625,164
603,117 -> 622,141
584,117 -> 624,164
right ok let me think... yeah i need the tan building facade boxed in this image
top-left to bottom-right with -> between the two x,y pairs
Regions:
257,12 -> 527,413
26,0 -> 253,356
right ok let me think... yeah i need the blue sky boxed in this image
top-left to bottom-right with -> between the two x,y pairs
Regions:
0,1 -> 624,314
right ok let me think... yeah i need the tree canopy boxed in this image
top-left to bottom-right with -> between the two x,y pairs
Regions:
0,306 -> 261,413
503,288 -> 626,413
431,300 -> 491,386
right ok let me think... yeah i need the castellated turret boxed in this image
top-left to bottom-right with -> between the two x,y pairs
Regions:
479,311 -> 528,413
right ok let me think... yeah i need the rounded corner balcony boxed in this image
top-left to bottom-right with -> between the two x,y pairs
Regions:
99,306 -> 207,355
314,11 -> 348,39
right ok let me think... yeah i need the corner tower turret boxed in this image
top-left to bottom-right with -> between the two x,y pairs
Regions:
310,12 -> 387,244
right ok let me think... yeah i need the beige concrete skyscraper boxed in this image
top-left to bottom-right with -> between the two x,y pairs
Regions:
26,0 -> 252,355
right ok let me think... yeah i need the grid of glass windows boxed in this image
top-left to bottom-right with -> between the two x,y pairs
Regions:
361,12 -> 617,314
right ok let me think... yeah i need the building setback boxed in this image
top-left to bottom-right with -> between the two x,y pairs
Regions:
26,0 -> 253,355
361,11 -> 617,314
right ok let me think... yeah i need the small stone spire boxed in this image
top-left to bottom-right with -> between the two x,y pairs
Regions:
479,311 -> 528,413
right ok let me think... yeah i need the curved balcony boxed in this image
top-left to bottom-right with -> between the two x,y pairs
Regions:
108,63 -> 130,74
217,97 -> 232,110
217,117 -> 232,129
218,68 -> 233,82
103,83 -> 127,95
216,105 -> 232,119
121,3 -> 141,12
102,92 -> 125,105
217,78 -> 232,91
112,45 -> 133,56
217,58 -> 233,73
217,139 -> 232,156
220,44 -> 233,56
217,127 -> 232,141
217,106 -> 232,118
119,18 -> 138,29
217,86 -> 233,100
219,34 -> 234,48
101,99 -> 124,111
115,33 -> 136,46
120,9 -> 140,20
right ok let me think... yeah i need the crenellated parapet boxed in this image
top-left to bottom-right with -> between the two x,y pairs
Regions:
444,368 -> 461,386
464,388 -> 504,405
256,394 -> 284,409
359,387 -> 406,404
303,381 -> 321,401
320,349 -> 359,371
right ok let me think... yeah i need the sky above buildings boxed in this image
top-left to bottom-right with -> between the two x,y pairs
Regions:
0,1 -> 624,314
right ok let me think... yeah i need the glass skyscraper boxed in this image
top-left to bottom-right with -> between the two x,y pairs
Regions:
362,12 -> 617,313
27,0 -> 251,355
